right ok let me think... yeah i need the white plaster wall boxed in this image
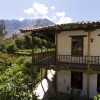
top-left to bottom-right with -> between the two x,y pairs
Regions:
91,29 -> 100,56
57,32 -> 71,55
57,70 -> 98,99
82,73 -> 87,96
58,70 -> 71,93
57,29 -> 100,56
56,29 -> 100,98
89,74 -> 98,98
57,30 -> 88,55
57,70 -> 87,96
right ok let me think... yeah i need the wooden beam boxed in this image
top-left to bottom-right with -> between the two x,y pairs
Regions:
88,31 -> 91,70
87,31 -> 91,99
56,33 -> 58,64
69,35 -> 87,37
39,65 -> 100,73
31,31 -> 35,88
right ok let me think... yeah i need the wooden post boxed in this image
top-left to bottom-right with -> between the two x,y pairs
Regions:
55,33 -> 58,65
31,31 -> 35,99
87,72 -> 90,99
31,32 -> 35,87
56,71 -> 58,99
40,67 -> 46,93
31,32 -> 34,67
46,39 -> 49,52
87,31 -> 91,99
55,71 -> 58,92
40,38 -> 43,53
40,38 -> 43,63
88,31 -> 91,70
41,67 -> 42,81
55,33 -> 58,97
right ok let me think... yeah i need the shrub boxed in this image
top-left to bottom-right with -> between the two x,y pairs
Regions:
22,57 -> 32,67
0,64 -> 38,100
15,38 -> 24,49
6,44 -> 18,54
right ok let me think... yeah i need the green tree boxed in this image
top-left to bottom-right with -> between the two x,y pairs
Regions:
15,38 -> 24,49
41,39 -> 47,47
12,32 -> 17,40
0,65 -> 37,100
0,62 -> 38,100
32,37 -> 41,48
6,44 -> 18,54
46,41 -> 53,49
24,35 -> 31,49
0,20 -> 6,36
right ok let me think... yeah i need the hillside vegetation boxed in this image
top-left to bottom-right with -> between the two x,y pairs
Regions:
0,18 -> 54,99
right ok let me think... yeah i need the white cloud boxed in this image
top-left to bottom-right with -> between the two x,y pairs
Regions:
56,11 -> 65,17
55,11 -> 72,24
19,18 -> 24,21
23,3 -> 72,24
52,16 -> 57,21
33,3 -> 48,15
24,2 -> 48,18
24,8 -> 35,15
51,6 -> 55,10
57,16 -> 72,24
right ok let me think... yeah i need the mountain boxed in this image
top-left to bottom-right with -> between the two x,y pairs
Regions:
4,18 -> 54,38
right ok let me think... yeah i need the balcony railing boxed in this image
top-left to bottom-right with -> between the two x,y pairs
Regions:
33,51 -> 55,65
58,55 -> 100,65
57,55 -> 100,69
33,52 -> 100,69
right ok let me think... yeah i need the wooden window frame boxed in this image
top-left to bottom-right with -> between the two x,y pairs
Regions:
71,36 -> 84,57
71,71 -> 83,89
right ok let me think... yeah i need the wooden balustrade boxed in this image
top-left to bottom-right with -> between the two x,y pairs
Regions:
57,55 -> 100,65
33,53 -> 100,69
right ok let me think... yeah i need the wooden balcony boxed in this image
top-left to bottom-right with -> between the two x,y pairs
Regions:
33,52 -> 100,70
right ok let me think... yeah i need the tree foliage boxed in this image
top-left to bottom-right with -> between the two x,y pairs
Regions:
24,35 -> 31,49
6,44 -> 18,54
0,58 -> 38,100
15,38 -> 24,49
0,20 -> 6,36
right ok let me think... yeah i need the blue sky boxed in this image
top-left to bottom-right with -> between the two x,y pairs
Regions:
0,0 -> 100,24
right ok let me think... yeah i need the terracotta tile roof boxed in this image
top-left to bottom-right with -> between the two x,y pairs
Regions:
19,21 -> 100,41
20,21 -> 100,33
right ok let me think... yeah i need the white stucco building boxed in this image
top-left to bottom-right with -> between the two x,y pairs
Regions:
57,29 -> 100,98
20,21 -> 100,99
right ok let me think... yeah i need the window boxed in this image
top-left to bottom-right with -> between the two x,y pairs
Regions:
97,74 -> 100,92
71,36 -> 83,56
71,71 -> 83,89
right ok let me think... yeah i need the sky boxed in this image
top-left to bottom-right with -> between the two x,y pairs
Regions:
0,0 -> 100,24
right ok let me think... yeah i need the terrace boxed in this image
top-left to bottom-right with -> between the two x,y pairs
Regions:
33,51 -> 100,70
20,21 -> 100,71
